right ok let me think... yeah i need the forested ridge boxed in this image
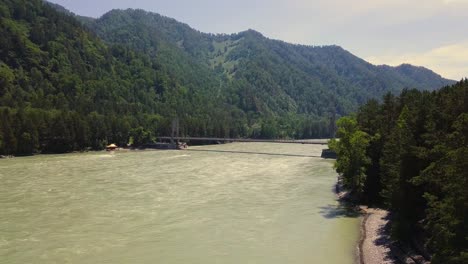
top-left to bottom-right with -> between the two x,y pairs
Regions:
0,0 -> 253,155
82,8 -> 454,115
330,80 -> 467,263
0,0 -> 455,155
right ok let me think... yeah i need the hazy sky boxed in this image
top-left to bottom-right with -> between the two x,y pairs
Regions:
48,0 -> 468,80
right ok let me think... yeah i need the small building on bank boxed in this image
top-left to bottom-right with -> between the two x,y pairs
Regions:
106,144 -> 118,151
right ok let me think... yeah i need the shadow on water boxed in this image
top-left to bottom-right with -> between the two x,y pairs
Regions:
186,149 -> 322,158
319,204 -> 362,219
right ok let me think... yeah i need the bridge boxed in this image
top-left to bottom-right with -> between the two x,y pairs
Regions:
157,137 -> 328,145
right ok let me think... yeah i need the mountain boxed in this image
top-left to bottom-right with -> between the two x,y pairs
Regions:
0,0 -> 456,155
82,9 -> 455,116
0,0 -> 234,155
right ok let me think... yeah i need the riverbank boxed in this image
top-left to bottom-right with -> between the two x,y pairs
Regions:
0,145 -> 190,159
334,176 -> 431,264
334,178 -> 395,264
359,207 -> 395,264
358,207 -> 435,264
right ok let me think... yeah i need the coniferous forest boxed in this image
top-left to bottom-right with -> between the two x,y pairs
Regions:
0,0 -> 455,155
330,80 -> 467,263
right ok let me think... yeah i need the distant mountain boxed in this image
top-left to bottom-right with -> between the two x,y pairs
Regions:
392,63 -> 452,88
81,9 -> 454,116
0,0 -> 235,155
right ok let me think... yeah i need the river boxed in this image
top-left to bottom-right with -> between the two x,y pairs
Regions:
0,143 -> 360,263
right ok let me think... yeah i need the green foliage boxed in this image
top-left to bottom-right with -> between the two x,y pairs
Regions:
80,7 -> 453,140
329,117 -> 370,196
413,113 -> 468,263
0,0 -> 456,158
1,0 -> 326,156
339,80 -> 468,261
130,126 -> 154,147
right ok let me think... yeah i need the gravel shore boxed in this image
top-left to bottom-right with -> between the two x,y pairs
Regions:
360,207 -> 395,264
334,178 -> 398,264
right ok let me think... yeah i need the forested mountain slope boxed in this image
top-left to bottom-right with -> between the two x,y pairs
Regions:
0,0 -> 456,155
83,9 -> 454,117
0,0 -> 240,155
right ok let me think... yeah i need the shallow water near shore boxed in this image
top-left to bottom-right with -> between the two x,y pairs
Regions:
0,143 -> 360,263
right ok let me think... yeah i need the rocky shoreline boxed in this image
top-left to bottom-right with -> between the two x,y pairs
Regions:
335,177 -> 430,264
359,207 -> 395,264
359,207 -> 433,264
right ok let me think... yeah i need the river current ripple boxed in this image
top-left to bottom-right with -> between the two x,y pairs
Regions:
0,143 -> 360,263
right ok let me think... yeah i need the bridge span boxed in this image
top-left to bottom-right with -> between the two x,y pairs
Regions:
157,137 -> 328,145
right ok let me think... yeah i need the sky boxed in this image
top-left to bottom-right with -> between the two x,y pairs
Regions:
48,0 -> 468,80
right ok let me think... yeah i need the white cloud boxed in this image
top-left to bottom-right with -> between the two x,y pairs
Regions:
443,0 -> 468,3
366,42 -> 468,80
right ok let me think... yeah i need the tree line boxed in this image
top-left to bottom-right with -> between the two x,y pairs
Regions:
330,80 -> 467,263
